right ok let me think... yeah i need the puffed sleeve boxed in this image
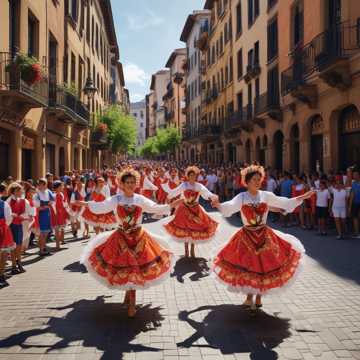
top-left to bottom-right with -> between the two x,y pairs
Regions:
161,182 -> 171,194
139,195 -> 171,216
4,202 -> 13,225
197,183 -> 217,200
103,185 -> 111,199
219,193 -> 243,217
33,193 -> 40,208
143,176 -> 158,191
24,199 -> 34,217
88,195 -> 117,214
265,191 -> 302,213
166,183 -> 184,200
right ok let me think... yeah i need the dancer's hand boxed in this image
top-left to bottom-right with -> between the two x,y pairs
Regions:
211,197 -> 220,208
170,199 -> 182,209
74,201 -> 89,207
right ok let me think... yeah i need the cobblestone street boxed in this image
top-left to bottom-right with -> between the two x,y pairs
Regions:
0,214 -> 360,360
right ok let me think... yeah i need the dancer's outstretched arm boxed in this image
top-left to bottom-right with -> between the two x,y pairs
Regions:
140,195 -> 181,216
75,196 -> 116,214
265,190 -> 315,213
213,193 -> 243,217
198,183 -> 219,203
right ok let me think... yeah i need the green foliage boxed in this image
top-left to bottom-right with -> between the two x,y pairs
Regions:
98,105 -> 137,154
139,126 -> 181,158
63,82 -> 79,98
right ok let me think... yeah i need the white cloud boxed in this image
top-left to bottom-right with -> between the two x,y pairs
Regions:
126,9 -> 164,31
123,63 -> 150,87
130,93 -> 145,102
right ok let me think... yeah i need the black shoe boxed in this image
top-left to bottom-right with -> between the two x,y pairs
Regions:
17,262 -> 26,273
39,250 -> 52,257
11,267 -> 21,275
0,275 -> 9,288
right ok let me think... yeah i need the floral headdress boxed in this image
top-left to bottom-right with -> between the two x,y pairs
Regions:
241,165 -> 265,186
185,166 -> 200,178
117,168 -> 141,186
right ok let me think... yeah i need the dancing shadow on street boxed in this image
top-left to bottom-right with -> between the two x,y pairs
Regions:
63,261 -> 87,273
177,304 -> 291,360
171,257 -> 210,283
0,295 -> 164,360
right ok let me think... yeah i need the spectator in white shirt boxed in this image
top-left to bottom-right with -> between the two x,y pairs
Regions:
206,170 -> 218,193
330,180 -> 348,239
315,180 -> 330,235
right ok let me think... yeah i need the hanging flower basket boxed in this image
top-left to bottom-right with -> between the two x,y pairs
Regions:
6,54 -> 43,86
95,123 -> 108,134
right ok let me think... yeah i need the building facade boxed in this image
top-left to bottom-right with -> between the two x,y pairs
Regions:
0,0 -> 123,180
180,10 -> 211,163
130,99 -> 146,147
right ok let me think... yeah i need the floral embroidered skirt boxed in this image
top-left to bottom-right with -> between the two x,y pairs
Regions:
80,228 -> 174,290
213,225 -> 305,295
163,202 -> 218,244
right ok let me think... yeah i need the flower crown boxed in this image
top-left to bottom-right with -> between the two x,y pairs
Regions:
117,168 -> 140,186
241,165 -> 265,185
185,166 -> 200,178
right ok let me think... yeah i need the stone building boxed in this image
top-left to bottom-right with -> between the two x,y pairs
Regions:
130,99 -> 146,147
0,0 -> 123,180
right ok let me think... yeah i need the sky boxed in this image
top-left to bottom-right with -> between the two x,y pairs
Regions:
111,0 -> 204,103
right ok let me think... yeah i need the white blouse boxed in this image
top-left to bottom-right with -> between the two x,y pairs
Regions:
142,176 -> 158,191
164,181 -> 216,201
88,193 -> 171,227
219,191 -> 303,226
33,190 -> 55,208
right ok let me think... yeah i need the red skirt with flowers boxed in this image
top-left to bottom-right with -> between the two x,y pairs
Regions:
0,219 -> 15,252
213,225 -> 304,295
164,202 -> 218,244
81,207 -> 116,230
80,228 -> 174,289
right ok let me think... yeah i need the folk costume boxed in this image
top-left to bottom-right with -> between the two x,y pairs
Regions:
141,174 -> 158,200
213,190 -> 305,295
32,189 -> 55,234
80,186 -> 116,230
0,200 -> 15,252
162,182 -> 219,244
54,192 -> 70,230
69,186 -> 86,222
80,194 -> 174,290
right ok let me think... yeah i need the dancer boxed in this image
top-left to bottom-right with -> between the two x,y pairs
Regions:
212,165 -> 314,310
141,167 -> 158,199
0,184 -> 15,288
7,182 -> 33,273
69,179 -> 87,238
80,176 -> 116,234
33,179 -> 55,256
162,166 -> 219,258
53,181 -> 70,250
77,168 -> 179,317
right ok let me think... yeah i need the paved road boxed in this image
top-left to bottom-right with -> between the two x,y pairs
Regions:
0,213 -> 360,360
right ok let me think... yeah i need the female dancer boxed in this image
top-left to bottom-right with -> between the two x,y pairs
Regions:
212,165 -> 314,310
80,176 -> 116,234
162,166 -> 219,258
53,181 -> 70,250
69,179 -> 87,239
76,169 -> 178,317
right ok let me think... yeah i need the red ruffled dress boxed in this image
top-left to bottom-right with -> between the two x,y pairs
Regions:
0,200 -> 15,252
80,189 -> 116,230
291,184 -> 305,214
69,188 -> 86,221
154,177 -> 168,204
213,191 -> 305,295
163,182 -> 219,244
142,175 -> 158,199
54,192 -> 69,229
80,194 -> 174,289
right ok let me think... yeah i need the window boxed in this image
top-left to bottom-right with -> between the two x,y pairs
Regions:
95,24 -> 99,55
255,78 -> 260,98
91,16 -> 94,50
220,32 -> 224,54
86,3 -> 90,43
237,92 -> 243,110
292,1 -> 304,48
267,65 -> 279,105
211,46 -> 215,64
236,2 -> 242,35
267,17 -> 278,62
228,101 -> 234,114
207,48 -> 211,66
70,0 -> 78,22
224,22 -> 228,43
268,0 -> 277,9
247,48 -> 254,68
248,83 -> 252,104
71,52 -> 76,83
133,113 -> 137,117
80,0 -> 84,33
254,41 -> 259,64
221,68 -> 224,89
28,11 -> 39,58
237,49 -> 243,79
248,0 -> 259,28
225,65 -> 229,84
140,111 -> 144,118
229,56 -> 233,81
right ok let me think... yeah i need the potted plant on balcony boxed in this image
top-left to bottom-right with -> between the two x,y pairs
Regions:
6,54 -> 43,86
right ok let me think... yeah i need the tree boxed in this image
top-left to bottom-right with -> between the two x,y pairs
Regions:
140,137 -> 159,158
98,105 -> 137,154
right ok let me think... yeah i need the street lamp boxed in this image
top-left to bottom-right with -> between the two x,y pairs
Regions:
83,76 -> 97,101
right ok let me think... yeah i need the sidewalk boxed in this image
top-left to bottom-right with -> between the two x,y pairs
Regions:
0,215 -> 359,360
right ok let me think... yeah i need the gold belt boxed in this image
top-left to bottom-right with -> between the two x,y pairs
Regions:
243,225 -> 266,231
117,226 -> 142,234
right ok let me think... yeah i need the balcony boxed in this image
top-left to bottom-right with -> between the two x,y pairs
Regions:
0,52 -> 48,123
196,22 -> 210,51
182,126 -> 200,142
48,85 -> 90,127
91,130 -> 108,150
254,92 -> 282,122
198,124 -> 222,141
281,22 -> 360,103
244,63 -> 261,83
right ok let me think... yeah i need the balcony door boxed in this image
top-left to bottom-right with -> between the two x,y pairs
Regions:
49,34 -> 57,103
